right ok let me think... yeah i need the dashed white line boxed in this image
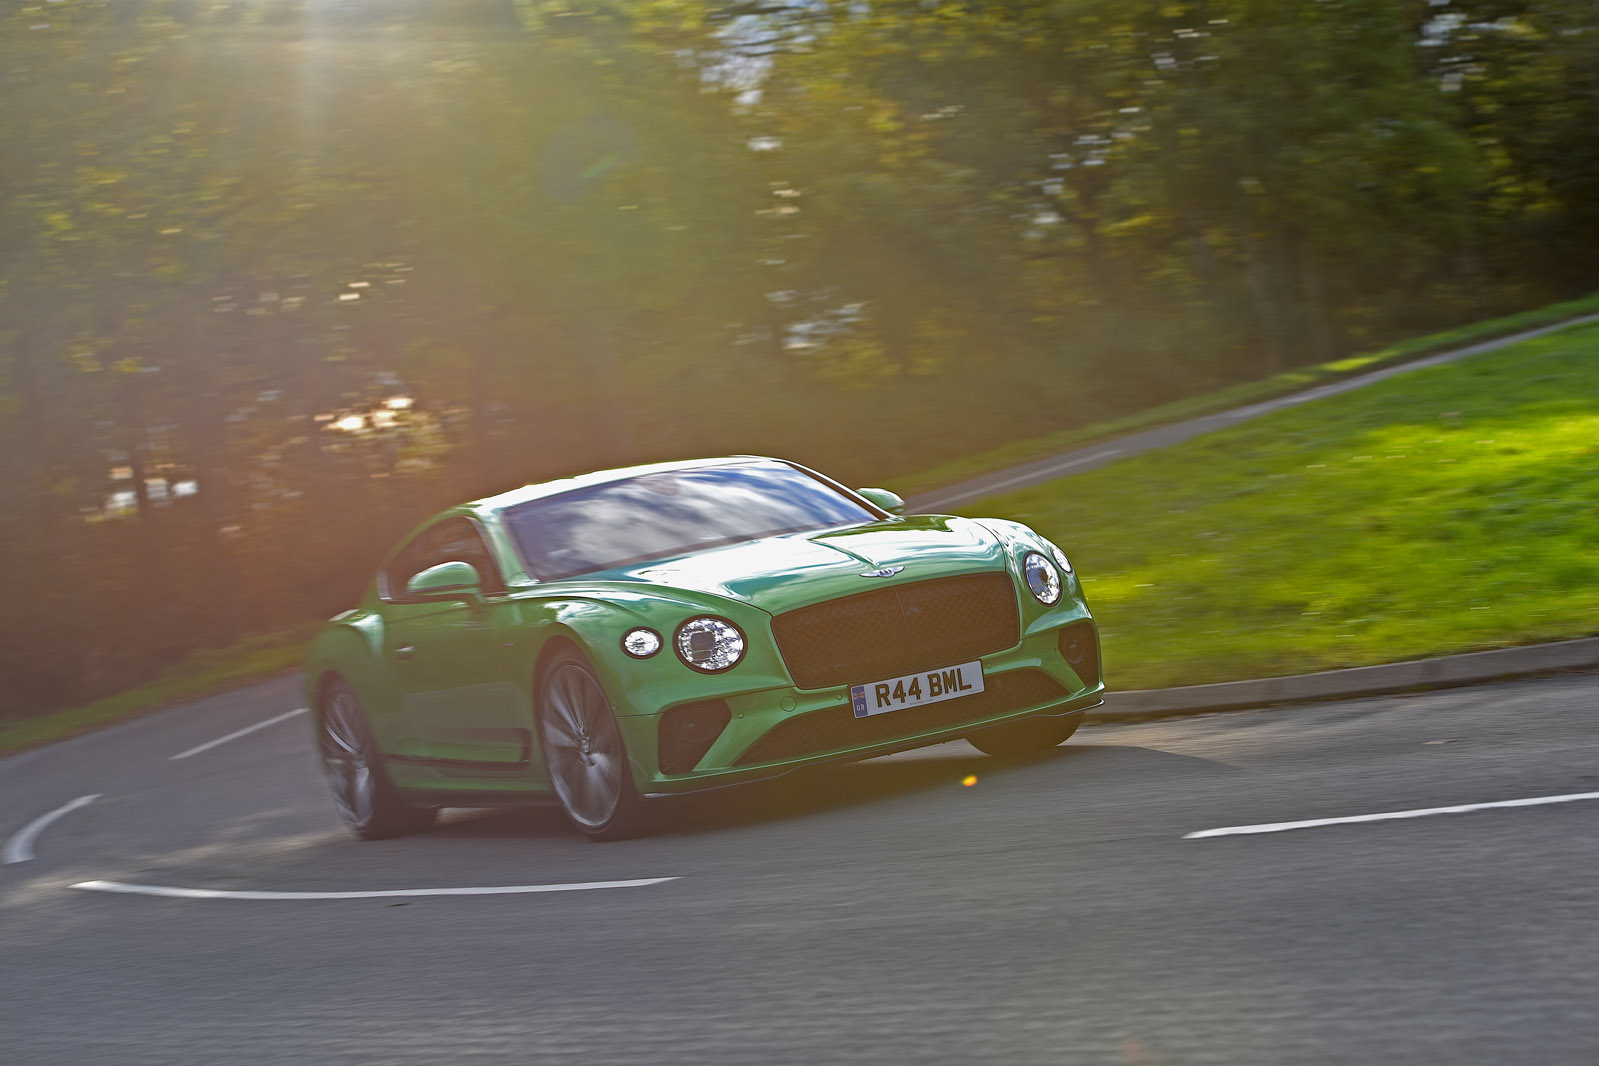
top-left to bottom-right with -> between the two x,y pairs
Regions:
71,877 -> 679,900
1183,790 -> 1599,839
3,794 -> 100,864
169,707 -> 308,760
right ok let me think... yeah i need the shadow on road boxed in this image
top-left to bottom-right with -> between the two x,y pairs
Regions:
433,739 -> 1235,844
44,739 -> 1239,894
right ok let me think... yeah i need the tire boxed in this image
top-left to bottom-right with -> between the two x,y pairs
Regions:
319,679 -> 438,841
536,648 -> 647,841
966,712 -> 1082,758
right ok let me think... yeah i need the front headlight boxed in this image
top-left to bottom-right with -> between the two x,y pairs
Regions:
675,617 -> 746,672
1046,542 -> 1073,575
1022,551 -> 1062,605
621,627 -> 663,659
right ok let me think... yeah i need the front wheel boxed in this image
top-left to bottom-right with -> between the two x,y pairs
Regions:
536,649 -> 648,841
319,680 -> 437,840
966,712 -> 1082,758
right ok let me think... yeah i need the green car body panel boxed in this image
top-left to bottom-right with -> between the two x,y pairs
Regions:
304,457 -> 1104,804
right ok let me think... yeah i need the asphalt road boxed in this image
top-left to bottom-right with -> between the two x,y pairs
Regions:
3,671 -> 1597,1065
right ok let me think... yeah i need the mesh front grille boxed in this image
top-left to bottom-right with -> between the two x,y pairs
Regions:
734,669 -> 1066,767
770,572 -> 1020,690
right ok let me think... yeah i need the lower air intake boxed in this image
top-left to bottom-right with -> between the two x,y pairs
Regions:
658,700 -> 732,775
1057,621 -> 1100,688
734,669 -> 1066,767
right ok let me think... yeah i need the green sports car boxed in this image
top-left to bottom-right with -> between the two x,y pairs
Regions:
305,456 -> 1104,840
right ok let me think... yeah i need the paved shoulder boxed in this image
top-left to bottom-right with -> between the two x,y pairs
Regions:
910,312 -> 1599,511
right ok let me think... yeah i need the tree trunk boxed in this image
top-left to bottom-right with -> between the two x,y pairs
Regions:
1245,232 -> 1285,374
1294,234 -> 1337,364
178,323 -> 242,647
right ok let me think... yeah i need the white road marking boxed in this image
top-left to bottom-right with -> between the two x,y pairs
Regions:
70,877 -> 678,900
1184,790 -> 1599,839
169,707 -> 308,760
3,795 -> 100,864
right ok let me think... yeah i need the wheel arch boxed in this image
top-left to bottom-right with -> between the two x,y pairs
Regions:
527,626 -> 659,800
308,668 -> 347,728
531,629 -> 590,704
304,617 -> 396,741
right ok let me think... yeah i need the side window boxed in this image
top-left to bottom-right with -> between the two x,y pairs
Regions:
382,517 -> 506,601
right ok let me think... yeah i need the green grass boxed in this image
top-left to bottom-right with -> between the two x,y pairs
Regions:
0,624 -> 317,756
965,321 -> 1599,689
895,292 -> 1599,498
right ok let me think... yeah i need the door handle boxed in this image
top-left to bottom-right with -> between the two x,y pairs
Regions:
395,645 -> 416,662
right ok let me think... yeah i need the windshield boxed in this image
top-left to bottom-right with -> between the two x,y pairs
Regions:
503,461 -> 878,580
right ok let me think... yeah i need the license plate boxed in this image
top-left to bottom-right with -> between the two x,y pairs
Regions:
850,661 -> 984,719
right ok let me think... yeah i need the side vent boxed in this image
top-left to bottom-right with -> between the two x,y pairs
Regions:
658,700 -> 732,775
1058,622 -> 1101,688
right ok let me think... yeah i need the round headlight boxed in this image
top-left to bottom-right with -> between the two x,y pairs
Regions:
622,627 -> 662,659
1047,543 -> 1073,575
675,617 -> 746,672
1022,552 -> 1062,605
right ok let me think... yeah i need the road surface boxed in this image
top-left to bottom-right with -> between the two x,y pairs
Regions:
3,670 -> 1596,1064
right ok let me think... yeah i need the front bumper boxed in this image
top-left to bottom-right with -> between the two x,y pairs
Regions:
619,617 -> 1104,795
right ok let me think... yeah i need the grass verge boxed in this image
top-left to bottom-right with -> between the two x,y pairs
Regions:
964,321 -> 1599,690
895,292 -> 1599,498
0,624 -> 317,756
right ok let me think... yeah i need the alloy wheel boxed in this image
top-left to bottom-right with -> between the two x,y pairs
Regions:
541,663 -> 626,829
321,688 -> 374,828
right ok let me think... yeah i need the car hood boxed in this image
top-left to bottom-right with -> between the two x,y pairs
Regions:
588,516 -> 1012,617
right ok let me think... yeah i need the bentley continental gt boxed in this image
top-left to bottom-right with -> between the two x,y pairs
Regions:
305,456 -> 1104,840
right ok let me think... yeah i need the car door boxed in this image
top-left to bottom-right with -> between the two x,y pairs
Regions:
380,517 -> 532,767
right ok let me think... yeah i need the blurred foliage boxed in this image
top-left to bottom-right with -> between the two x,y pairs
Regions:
0,623 -> 316,755
975,323 -> 1599,688
2,0 -> 1597,718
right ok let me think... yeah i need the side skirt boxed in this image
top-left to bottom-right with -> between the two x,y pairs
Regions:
384,728 -> 533,773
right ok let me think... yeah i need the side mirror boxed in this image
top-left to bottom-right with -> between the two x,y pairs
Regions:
856,487 -> 905,515
406,560 -> 482,601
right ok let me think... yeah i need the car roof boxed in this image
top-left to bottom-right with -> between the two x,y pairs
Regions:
467,455 -> 781,515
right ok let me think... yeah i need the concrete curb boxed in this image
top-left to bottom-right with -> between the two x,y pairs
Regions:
1086,636 -> 1599,723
